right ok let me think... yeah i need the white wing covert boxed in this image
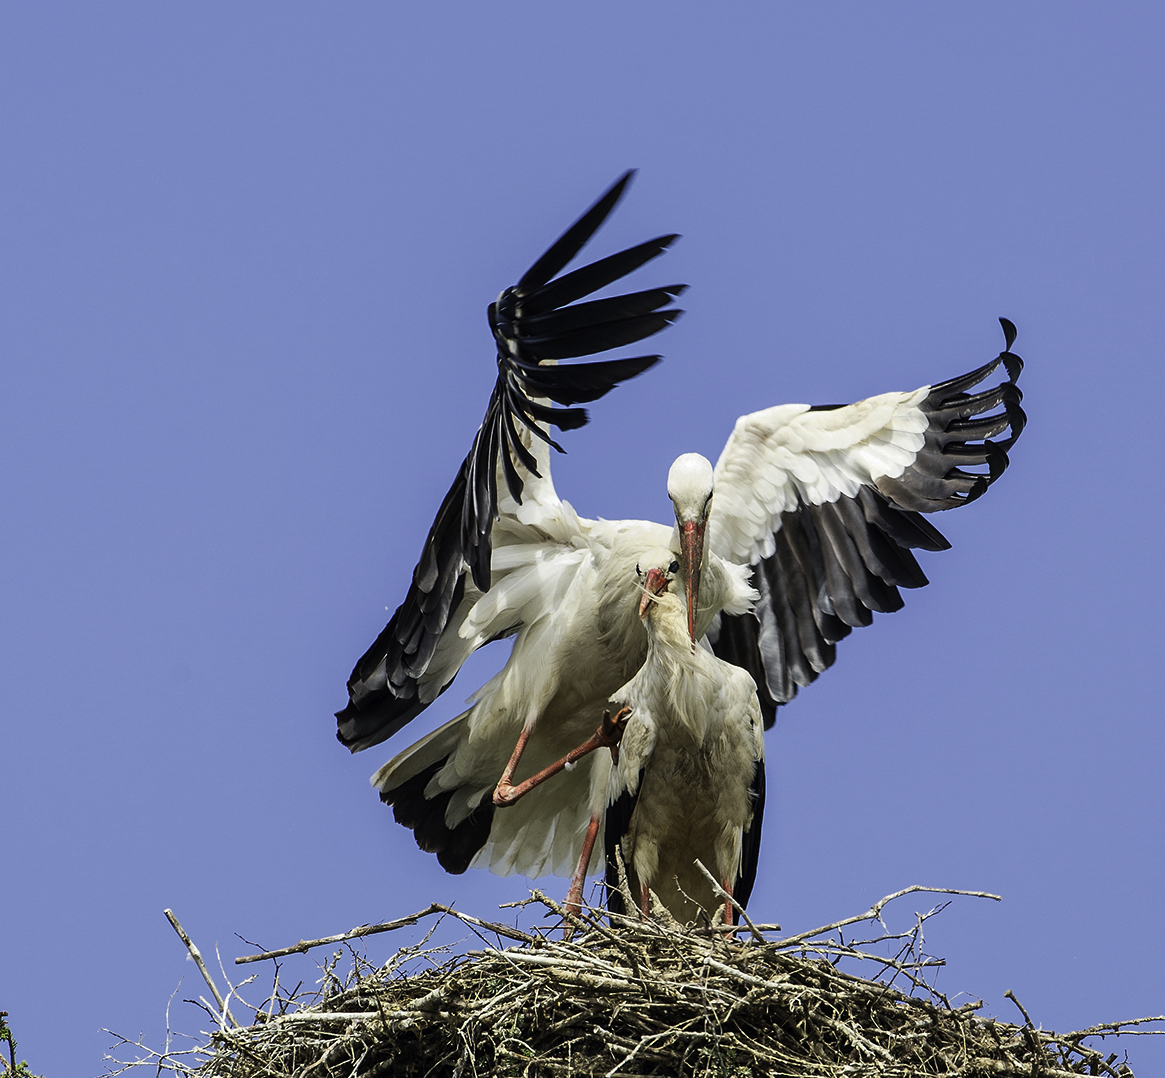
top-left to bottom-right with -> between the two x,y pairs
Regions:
709,320 -> 1025,726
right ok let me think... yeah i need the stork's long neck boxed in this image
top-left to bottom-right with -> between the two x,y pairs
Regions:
642,596 -> 719,748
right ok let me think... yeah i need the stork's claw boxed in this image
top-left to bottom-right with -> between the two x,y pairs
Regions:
599,706 -> 632,763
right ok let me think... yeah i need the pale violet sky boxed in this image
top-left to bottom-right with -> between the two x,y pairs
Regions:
2,4 -> 1162,1073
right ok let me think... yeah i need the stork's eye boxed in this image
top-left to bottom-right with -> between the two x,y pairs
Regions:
668,560 -> 680,575
635,563 -> 642,577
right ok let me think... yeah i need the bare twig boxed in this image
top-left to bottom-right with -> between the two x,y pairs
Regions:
234,905 -> 446,964
774,885 -> 1002,950
235,902 -> 534,965
1006,988 -> 1037,1028
691,857 -> 766,943
1067,1014 -> 1165,1037
163,909 -> 239,1029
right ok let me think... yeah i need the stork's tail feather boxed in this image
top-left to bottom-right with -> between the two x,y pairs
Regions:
380,759 -> 495,875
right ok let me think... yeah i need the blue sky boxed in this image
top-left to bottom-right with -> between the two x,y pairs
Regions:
2,4 -> 1162,1073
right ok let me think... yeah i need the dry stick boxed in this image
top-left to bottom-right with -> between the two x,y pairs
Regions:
578,905 -> 650,974
1004,987 -> 1052,1069
529,888 -> 593,944
235,902 -> 533,964
361,901 -> 538,945
1004,989 -> 1036,1029
1066,1015 -> 1165,1038
613,845 -> 637,922
163,909 -> 240,1029
773,886 -> 1002,950
235,904 -> 443,964
702,955 -> 784,993
466,950 -> 632,979
692,858 -> 766,943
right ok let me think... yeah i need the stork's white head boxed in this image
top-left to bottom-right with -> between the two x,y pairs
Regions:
666,453 -> 714,645
667,453 -> 714,525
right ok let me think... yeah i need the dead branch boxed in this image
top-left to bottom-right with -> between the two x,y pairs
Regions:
162,909 -> 239,1029
235,902 -> 534,965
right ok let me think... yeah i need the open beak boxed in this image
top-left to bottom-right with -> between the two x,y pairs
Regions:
639,567 -> 670,617
678,519 -> 706,644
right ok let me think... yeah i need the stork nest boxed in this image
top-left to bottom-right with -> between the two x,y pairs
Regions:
106,885 -> 1161,1078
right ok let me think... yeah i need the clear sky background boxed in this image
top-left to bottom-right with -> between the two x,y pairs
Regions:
2,4 -> 1162,1074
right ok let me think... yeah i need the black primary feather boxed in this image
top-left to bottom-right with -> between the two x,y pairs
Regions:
714,321 -> 1026,728
338,174 -> 684,752
735,759 -> 766,910
603,776 -> 643,917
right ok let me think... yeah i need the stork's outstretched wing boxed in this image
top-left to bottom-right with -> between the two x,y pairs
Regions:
338,173 -> 685,752
709,320 -> 1025,727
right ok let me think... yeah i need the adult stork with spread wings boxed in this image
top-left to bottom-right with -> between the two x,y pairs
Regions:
337,172 -> 1025,906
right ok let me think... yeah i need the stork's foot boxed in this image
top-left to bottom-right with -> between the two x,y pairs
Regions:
599,706 -> 632,764
563,876 -> 586,939
564,878 -> 585,919
492,780 -> 520,807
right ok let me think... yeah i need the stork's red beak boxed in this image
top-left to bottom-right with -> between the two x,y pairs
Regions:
639,567 -> 670,617
678,519 -> 706,644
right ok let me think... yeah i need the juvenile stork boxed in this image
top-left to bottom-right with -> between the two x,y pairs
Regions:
604,560 -> 765,925
338,173 -> 1026,894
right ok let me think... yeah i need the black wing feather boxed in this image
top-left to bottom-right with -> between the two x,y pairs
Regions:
519,285 -> 686,337
713,321 -> 1025,728
516,236 -> 680,317
516,309 -> 683,362
735,759 -> 766,910
380,758 -> 495,875
511,354 -> 665,405
603,776 -> 643,917
338,174 -> 683,752
516,170 -> 635,294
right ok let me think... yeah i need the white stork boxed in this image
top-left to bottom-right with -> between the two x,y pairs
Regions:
602,561 -> 766,926
338,173 -> 1025,904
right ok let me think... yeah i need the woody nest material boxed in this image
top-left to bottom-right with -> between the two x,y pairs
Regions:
106,881 -> 1161,1078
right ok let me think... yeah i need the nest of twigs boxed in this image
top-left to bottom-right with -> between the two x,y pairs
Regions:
107,884 -> 1161,1078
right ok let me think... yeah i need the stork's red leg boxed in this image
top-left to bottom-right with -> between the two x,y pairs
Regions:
564,813 -> 601,920
491,725 -> 533,807
721,878 -> 736,928
493,708 -> 631,807
640,883 -> 651,918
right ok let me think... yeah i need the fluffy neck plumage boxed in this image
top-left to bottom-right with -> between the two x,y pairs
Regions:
641,591 -> 719,747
